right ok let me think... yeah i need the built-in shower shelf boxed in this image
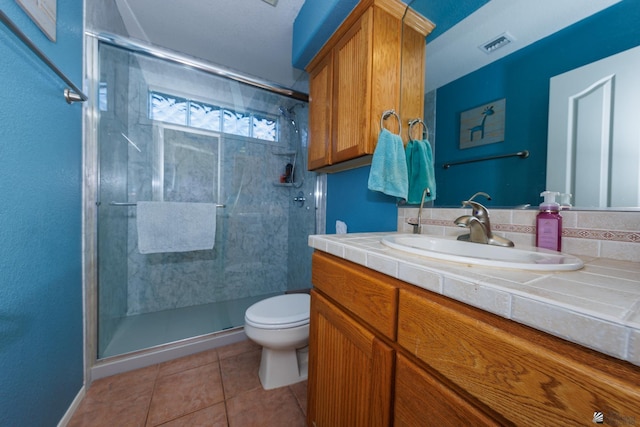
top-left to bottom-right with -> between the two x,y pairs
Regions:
273,182 -> 295,187
272,151 -> 297,156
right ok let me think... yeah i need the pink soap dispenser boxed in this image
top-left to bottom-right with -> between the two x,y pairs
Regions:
536,191 -> 562,251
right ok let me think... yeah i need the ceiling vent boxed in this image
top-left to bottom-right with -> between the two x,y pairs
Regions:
479,32 -> 514,54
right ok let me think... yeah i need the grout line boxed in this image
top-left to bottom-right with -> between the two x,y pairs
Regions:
144,364 -> 160,427
215,349 -> 232,426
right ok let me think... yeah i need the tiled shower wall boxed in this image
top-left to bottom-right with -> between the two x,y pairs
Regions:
398,207 -> 640,263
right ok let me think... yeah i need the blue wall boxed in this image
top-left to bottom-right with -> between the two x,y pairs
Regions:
435,0 -> 640,207
0,1 -> 84,425
292,0 -> 358,69
326,167 -> 398,234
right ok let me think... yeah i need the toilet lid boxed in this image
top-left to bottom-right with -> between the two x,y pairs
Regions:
245,293 -> 310,329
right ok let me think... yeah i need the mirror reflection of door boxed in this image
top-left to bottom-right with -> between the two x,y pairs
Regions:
547,45 -> 640,208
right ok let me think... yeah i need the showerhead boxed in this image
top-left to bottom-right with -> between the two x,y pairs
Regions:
279,105 -> 298,133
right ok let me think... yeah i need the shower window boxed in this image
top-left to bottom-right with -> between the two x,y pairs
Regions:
190,102 -> 221,131
150,92 -> 188,125
149,90 -> 278,142
253,114 -> 277,141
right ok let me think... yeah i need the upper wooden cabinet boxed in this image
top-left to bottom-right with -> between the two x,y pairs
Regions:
306,0 -> 434,172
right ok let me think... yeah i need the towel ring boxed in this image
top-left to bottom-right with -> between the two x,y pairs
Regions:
408,118 -> 428,141
380,109 -> 401,135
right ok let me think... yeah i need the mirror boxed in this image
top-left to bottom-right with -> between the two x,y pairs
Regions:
404,0 -> 640,210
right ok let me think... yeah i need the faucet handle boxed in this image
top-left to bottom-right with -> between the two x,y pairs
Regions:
467,191 -> 491,202
461,200 -> 490,223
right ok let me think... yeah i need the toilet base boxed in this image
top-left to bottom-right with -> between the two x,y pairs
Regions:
258,346 -> 309,390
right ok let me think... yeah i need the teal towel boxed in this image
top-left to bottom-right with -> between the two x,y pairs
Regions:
368,129 -> 408,200
405,139 -> 436,204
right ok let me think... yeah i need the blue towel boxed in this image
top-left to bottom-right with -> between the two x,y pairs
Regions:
368,129 -> 408,200
405,139 -> 436,204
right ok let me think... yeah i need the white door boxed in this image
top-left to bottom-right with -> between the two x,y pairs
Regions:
547,45 -> 640,208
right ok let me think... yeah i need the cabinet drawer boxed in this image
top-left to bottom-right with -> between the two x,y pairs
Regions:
395,354 -> 502,426
397,288 -> 640,426
312,252 -> 397,340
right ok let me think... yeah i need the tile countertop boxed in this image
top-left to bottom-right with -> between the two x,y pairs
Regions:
308,232 -> 640,368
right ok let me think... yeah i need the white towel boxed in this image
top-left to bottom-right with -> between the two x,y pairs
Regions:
137,202 -> 217,254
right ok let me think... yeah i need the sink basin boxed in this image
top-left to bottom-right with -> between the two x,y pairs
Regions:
381,234 -> 584,271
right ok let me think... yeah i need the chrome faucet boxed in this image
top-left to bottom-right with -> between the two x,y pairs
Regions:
454,192 -> 514,247
408,188 -> 431,234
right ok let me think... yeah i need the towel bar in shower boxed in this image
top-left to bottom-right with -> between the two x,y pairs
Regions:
108,201 -> 226,208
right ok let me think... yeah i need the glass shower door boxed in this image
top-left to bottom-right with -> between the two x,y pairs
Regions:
94,40 -> 315,359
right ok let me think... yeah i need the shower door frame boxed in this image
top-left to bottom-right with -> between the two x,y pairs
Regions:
82,33 -> 319,381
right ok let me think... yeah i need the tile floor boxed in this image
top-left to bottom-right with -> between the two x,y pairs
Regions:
69,340 -> 307,427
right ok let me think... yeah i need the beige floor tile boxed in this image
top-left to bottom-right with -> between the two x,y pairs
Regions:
219,349 -> 262,398
289,381 -> 308,415
147,363 -> 225,426
86,365 -> 159,399
226,386 -> 306,427
68,391 -> 153,427
68,365 -> 158,427
154,402 -> 228,427
217,338 -> 261,360
158,348 -> 219,378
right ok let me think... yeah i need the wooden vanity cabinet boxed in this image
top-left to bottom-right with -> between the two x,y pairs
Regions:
305,0 -> 433,172
309,251 -> 640,427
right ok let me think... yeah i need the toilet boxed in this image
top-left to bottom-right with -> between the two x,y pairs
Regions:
244,293 -> 311,390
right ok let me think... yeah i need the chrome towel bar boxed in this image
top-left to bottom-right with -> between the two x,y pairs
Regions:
443,150 -> 529,169
0,10 -> 88,104
108,201 -> 225,208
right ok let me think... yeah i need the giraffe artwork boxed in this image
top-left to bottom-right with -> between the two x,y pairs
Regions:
459,98 -> 506,149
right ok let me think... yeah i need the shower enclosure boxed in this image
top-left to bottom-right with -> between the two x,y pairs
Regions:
87,37 -> 317,360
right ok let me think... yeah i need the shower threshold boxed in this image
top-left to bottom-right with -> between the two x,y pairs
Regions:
100,293 -> 280,358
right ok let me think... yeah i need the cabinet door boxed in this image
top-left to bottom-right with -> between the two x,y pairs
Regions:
307,290 -> 394,427
395,354 -> 502,427
308,53 -> 333,170
331,9 -> 372,164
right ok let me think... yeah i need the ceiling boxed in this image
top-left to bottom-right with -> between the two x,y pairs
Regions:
113,0 -> 620,94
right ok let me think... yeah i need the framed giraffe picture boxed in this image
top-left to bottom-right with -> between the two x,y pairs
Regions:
459,98 -> 506,149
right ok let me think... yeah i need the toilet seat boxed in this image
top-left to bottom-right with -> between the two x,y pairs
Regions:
245,293 -> 310,329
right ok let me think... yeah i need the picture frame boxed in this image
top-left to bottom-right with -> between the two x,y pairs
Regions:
16,0 -> 57,42
459,98 -> 505,149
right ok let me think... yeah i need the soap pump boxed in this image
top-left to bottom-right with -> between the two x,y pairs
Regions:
536,191 -> 562,251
